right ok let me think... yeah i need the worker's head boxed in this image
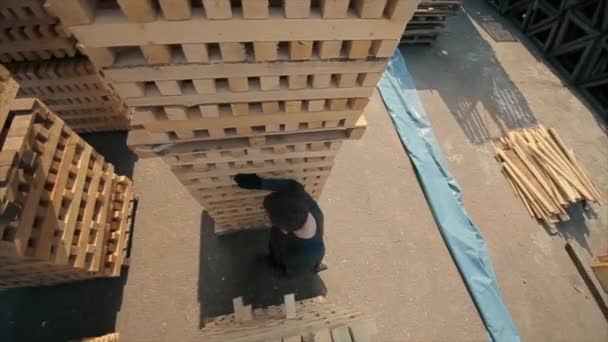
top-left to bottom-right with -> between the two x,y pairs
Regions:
263,191 -> 309,232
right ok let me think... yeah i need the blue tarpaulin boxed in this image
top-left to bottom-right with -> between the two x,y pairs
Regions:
378,50 -> 520,342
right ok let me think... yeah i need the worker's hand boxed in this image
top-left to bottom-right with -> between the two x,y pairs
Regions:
234,173 -> 262,189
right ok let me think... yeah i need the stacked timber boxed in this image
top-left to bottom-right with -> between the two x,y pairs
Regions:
200,294 -> 376,342
0,72 -> 134,289
494,126 -> 602,233
49,0 -> 418,234
0,0 -> 131,132
402,0 -> 462,44
487,0 -> 608,119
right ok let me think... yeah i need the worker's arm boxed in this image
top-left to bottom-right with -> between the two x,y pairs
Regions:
234,173 -> 304,192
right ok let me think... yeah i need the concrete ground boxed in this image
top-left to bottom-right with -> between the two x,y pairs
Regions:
1,0 -> 607,341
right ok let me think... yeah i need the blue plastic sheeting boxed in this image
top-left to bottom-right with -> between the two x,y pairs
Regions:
377,50 -> 520,342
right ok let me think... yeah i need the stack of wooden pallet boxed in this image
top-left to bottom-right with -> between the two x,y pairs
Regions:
0,73 -> 134,289
0,0 -> 131,132
200,294 -> 376,342
494,126 -> 602,233
402,0 -> 462,44
49,0 -> 417,233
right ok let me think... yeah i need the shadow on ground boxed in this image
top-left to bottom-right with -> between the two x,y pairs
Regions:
557,202 -> 597,256
0,270 -> 128,342
403,0 -> 537,145
198,212 -> 326,327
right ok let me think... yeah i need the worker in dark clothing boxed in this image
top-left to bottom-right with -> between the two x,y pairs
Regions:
234,173 -> 327,277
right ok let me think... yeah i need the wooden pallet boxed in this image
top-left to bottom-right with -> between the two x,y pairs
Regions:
0,0 -> 78,63
104,59 -> 387,82
128,115 -> 366,150
6,58 -> 132,132
113,70 -> 381,103
0,98 -> 134,288
123,83 -> 375,108
48,0 -> 417,67
132,102 -> 367,140
200,295 -> 376,342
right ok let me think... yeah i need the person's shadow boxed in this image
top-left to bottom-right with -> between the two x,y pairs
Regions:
197,212 -> 327,327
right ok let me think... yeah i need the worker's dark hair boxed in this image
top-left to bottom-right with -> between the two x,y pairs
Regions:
263,191 -> 309,232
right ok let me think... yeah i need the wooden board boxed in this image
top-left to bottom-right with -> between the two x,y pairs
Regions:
104,59 -> 387,82
112,71 -> 381,104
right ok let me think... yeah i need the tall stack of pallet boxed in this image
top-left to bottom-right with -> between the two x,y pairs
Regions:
0,68 -> 135,289
49,0 -> 417,233
200,294 -> 377,342
488,0 -> 607,119
0,0 -> 132,132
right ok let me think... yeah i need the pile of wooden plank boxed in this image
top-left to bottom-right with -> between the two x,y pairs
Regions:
49,0 -> 418,234
494,125 -> 602,233
0,74 -> 135,289
200,294 -> 376,342
402,0 -> 462,44
0,0 -> 131,132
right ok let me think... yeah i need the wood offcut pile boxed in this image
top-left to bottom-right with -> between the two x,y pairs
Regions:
0,70 -> 135,289
49,0 -> 418,234
200,294 -> 376,342
0,0 -> 131,132
402,0 -> 461,44
494,126 -> 602,233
